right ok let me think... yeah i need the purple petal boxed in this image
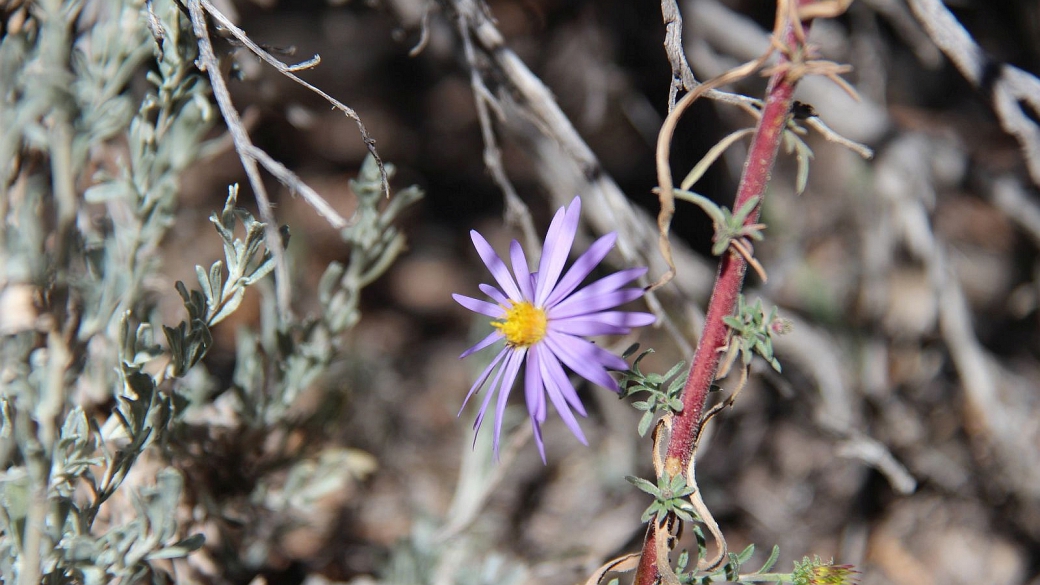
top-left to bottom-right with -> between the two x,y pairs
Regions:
548,311 -> 656,336
472,348 -> 520,434
453,294 -> 506,319
479,284 -> 510,305
565,333 -> 630,374
544,332 -> 624,391
549,288 -> 646,320
525,344 -> 547,423
535,343 -> 587,416
510,240 -> 535,301
492,348 -> 526,456
531,417 -> 546,463
544,232 -> 617,308
539,351 -> 588,446
459,347 -> 509,415
471,230 -> 522,301
535,197 -> 581,305
549,265 -> 646,309
460,330 -> 504,359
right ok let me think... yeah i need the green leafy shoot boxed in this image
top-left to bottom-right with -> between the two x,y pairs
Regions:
673,542 -> 783,584
626,472 -> 698,525
722,295 -> 791,373
618,348 -> 687,436
782,121 -> 815,195
163,185 -> 275,378
670,189 -> 766,258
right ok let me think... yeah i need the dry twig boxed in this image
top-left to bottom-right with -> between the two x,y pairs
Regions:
186,0 -> 292,312
186,0 -> 393,314
906,0 -> 1040,188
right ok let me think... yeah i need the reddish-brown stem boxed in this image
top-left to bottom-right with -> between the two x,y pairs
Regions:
634,6 -> 815,584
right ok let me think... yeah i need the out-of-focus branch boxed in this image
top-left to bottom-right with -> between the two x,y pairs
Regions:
875,133 -> 1040,499
186,0 -> 292,313
199,0 -> 390,202
906,0 -> 1040,188
187,0 -> 393,315
454,9 -> 539,251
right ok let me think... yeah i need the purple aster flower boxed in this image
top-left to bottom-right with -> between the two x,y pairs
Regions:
453,197 -> 656,461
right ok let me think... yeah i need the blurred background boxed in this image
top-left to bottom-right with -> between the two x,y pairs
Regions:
166,1 -> 1040,584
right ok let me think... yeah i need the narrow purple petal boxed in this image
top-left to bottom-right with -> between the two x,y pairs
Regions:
549,266 -> 644,314
453,294 -> 506,319
525,344 -> 546,423
479,283 -> 510,305
536,343 -> 587,417
549,288 -> 646,320
535,197 -> 581,305
548,311 -> 656,336
472,348 -> 518,434
459,330 -> 504,359
544,232 -> 617,308
563,332 -> 630,374
510,240 -> 535,301
544,332 -> 623,391
541,355 -> 588,446
492,348 -> 526,456
459,347 -> 509,415
471,230 -> 522,301
531,417 -> 546,463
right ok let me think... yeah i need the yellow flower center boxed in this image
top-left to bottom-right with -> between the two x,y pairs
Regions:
493,301 -> 548,347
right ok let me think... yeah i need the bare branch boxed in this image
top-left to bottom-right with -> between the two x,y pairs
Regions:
906,0 -> 1040,188
186,0 -> 292,313
454,10 -> 539,251
200,0 -> 391,199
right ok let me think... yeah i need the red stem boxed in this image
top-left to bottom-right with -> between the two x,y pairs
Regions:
634,7 -> 815,585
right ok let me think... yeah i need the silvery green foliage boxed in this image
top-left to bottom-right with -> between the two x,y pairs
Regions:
0,0 -> 216,582
1,0 -> 424,582
161,158 -> 422,578
228,155 -> 423,429
722,294 -> 788,373
382,521 -> 527,585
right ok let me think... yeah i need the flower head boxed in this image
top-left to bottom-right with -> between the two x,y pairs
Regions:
453,197 -> 655,461
792,556 -> 859,585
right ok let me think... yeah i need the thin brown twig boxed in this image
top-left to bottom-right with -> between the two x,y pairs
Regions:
186,0 -> 292,314
906,0 -> 1040,188
200,0 -> 391,200
650,46 -> 775,291
455,11 -> 540,251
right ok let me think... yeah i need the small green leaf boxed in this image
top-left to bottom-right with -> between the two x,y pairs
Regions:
195,265 -> 213,305
625,475 -> 660,496
209,262 -> 224,302
757,545 -> 781,574
637,411 -> 654,437
209,287 -> 244,326
243,255 -> 275,285
736,543 -> 755,564
145,532 -> 205,560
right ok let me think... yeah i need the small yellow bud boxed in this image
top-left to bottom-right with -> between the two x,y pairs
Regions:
793,556 -> 859,585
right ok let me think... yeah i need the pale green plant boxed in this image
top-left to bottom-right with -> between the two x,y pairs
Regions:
0,1 -> 421,583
